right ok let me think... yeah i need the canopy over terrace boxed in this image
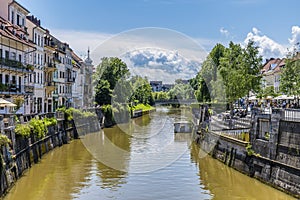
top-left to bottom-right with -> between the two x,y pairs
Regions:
274,95 -> 295,100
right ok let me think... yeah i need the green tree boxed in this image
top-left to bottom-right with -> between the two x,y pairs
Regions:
130,76 -> 154,105
94,57 -> 130,105
219,41 -> 262,105
190,44 -> 226,103
280,57 -> 300,96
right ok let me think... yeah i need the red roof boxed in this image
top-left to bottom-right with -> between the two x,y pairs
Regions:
261,58 -> 282,74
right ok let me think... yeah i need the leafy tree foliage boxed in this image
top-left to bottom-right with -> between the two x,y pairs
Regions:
191,41 -> 262,105
94,57 -> 129,105
130,76 -> 154,105
280,55 -> 300,96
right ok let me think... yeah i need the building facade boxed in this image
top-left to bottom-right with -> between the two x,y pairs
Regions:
0,0 -> 35,114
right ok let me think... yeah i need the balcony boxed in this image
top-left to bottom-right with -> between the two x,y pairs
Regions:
0,58 -> 32,72
0,84 -> 34,95
66,76 -> 76,83
45,81 -> 56,93
24,85 -> 34,94
44,62 -> 57,73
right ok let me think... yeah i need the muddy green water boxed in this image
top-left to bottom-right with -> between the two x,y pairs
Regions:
5,108 -> 295,200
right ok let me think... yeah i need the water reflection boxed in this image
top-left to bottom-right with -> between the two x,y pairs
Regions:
4,108 -> 296,200
4,140 -> 94,200
190,143 -> 296,200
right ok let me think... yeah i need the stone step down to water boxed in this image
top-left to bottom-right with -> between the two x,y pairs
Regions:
174,121 -> 193,133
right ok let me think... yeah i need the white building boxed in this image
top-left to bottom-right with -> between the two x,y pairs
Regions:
0,0 -> 35,115
26,15 -> 46,114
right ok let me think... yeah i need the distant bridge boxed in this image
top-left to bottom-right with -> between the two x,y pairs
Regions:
154,99 -> 197,105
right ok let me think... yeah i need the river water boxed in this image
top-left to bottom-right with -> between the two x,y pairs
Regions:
5,108 -> 295,200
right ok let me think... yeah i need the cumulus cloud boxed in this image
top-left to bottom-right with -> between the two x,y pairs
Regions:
244,27 -> 287,58
122,48 -> 201,84
289,26 -> 300,45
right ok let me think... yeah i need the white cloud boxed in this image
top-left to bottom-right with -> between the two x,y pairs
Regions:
50,29 -> 112,58
244,27 -> 287,58
220,27 -> 230,37
50,28 -> 209,65
289,26 -> 300,45
123,48 -> 201,84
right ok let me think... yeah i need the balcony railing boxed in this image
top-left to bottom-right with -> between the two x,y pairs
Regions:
24,85 -> 34,94
66,76 -> 76,83
45,62 -> 56,69
0,84 -> 34,95
0,58 -> 32,72
45,81 -> 55,86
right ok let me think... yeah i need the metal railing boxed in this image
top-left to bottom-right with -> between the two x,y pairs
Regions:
282,108 -> 300,122
0,57 -> 31,71
0,84 -> 34,94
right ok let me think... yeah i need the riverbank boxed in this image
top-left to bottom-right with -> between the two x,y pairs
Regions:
0,105 -> 155,198
0,110 -> 101,199
192,107 -> 300,198
3,108 -> 295,200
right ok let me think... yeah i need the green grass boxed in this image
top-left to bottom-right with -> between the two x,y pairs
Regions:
132,104 -> 155,112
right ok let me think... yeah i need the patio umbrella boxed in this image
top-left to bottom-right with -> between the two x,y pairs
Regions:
0,98 -> 17,107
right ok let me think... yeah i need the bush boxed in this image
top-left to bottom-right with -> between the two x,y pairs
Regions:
0,134 -> 11,147
29,118 -> 47,139
43,117 -> 57,127
15,123 -> 31,138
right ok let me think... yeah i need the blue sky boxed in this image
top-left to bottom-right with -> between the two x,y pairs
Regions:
17,0 -> 300,60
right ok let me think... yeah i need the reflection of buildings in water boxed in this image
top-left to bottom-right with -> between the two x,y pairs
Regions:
190,143 -> 295,200
96,162 -> 128,190
5,140 -> 94,200
81,125 -> 132,190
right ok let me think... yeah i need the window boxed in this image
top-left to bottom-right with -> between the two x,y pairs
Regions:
12,76 -> 16,84
0,74 -> 2,84
22,18 -> 25,26
29,74 -> 32,82
17,14 -> 20,26
37,73 -> 39,84
41,73 -> 42,83
34,33 -> 37,44
11,11 -> 14,24
5,74 -> 9,84
19,54 -> 22,62
38,35 -> 40,46
33,53 -> 36,64
5,51 -> 9,59
0,49 -> 2,58
11,52 -> 16,60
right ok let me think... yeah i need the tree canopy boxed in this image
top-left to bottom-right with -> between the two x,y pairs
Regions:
191,41 -> 262,104
280,55 -> 300,96
94,57 -> 154,106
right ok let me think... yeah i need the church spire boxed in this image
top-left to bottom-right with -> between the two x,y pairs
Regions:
85,47 -> 92,65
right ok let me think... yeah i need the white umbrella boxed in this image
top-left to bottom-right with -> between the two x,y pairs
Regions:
0,98 -> 17,107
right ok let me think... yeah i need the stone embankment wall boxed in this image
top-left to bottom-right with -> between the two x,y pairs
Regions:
193,108 -> 300,198
0,112 -> 101,198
